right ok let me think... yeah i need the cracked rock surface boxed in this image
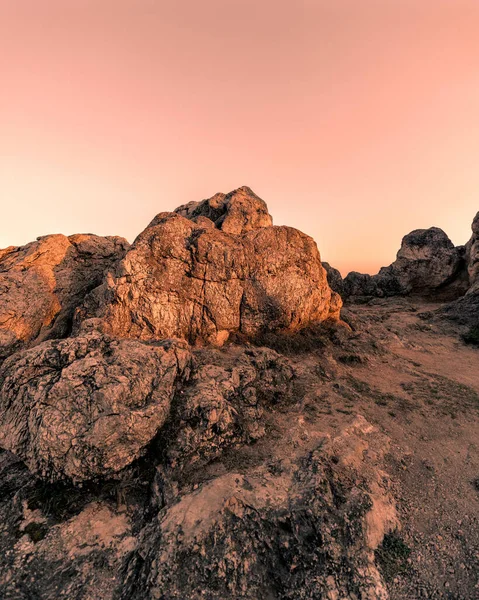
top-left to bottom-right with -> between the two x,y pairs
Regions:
0,233 -> 129,360
0,333 -> 190,482
1,188 -> 477,599
76,188 -> 341,345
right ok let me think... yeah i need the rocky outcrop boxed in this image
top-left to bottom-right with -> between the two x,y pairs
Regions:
322,261 -> 344,296
0,332 -> 190,482
342,227 -> 467,301
0,186 -> 408,599
0,234 -> 129,360
76,188 -> 341,345
0,414 -> 398,600
435,212 -> 479,330
174,185 -> 273,235
163,347 -> 295,482
122,417 -> 398,600
465,212 -> 479,293
343,271 -> 380,299
379,228 -> 465,296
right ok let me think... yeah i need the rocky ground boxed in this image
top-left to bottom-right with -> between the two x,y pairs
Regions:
0,187 -> 478,599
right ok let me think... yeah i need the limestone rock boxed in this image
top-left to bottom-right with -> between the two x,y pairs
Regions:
0,333 -> 190,482
0,234 -> 129,360
466,212 -> 479,292
77,190 -> 341,345
173,185 -> 273,235
164,347 -> 295,479
121,417 -> 397,600
323,261 -> 345,297
344,228 -> 466,300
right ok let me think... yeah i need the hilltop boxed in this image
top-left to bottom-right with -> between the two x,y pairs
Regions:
0,188 -> 477,599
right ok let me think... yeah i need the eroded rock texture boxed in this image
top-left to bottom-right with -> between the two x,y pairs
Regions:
77,188 -> 341,345
122,417 -> 397,600
0,333 -> 190,482
466,211 -> 479,293
341,227 -> 467,300
0,187 -> 407,600
0,234 -> 129,360
163,346 -> 295,481
173,185 -> 273,234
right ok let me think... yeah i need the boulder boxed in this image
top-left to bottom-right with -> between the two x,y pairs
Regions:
381,228 -> 464,295
77,189 -> 341,345
173,185 -> 273,235
322,261 -> 344,296
344,227 -> 467,300
0,234 -> 129,359
344,271 -> 382,299
466,212 -> 479,292
121,417 -> 397,600
164,346 -> 295,480
0,332 -> 190,482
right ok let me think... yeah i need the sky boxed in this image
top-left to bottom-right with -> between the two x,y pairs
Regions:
1,0 -> 479,275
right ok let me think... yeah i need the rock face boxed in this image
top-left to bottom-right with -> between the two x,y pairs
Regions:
0,187 -> 407,599
77,188 -> 341,345
0,234 -> 129,360
322,261 -> 344,296
466,212 -> 479,292
0,333 -> 190,482
122,417 -> 397,600
341,227 -> 467,300
174,185 -> 273,234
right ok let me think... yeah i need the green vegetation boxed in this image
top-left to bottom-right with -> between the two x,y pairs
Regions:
23,522 -> 48,543
375,531 -> 412,582
462,325 -> 479,346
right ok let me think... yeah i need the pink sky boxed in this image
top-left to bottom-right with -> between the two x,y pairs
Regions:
1,0 -> 479,275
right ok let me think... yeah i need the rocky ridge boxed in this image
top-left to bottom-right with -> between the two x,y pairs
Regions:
75,186 -> 341,346
0,188 -> 477,599
325,214 -> 479,323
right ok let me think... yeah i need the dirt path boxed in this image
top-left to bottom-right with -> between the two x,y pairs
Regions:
335,300 -> 479,599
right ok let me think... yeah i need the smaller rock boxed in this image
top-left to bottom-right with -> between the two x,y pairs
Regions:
0,333 -> 190,482
0,234 -> 129,360
323,262 -> 345,297
174,186 -> 273,235
344,227 -> 467,300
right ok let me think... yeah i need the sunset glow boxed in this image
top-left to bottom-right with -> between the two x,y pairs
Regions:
2,0 -> 479,274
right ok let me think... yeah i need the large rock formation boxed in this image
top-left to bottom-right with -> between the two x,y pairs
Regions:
465,211 -> 479,293
0,187 -> 409,599
0,332 -> 190,482
174,185 -> 273,234
340,227 -> 467,301
436,212 -> 479,329
0,187 -> 341,485
122,417 -> 398,600
0,234 -> 129,360
377,227 -> 465,296
76,187 -> 341,345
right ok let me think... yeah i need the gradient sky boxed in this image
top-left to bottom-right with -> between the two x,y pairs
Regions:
1,0 -> 479,274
